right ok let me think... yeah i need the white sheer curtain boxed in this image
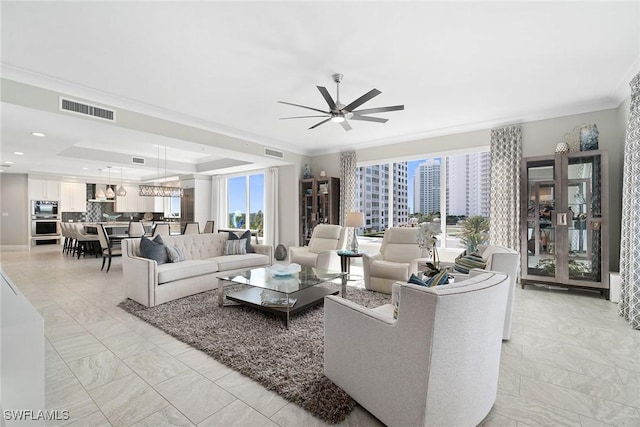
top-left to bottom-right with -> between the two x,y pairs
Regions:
211,175 -> 227,231
489,125 -> 522,250
619,71 -> 640,329
264,167 -> 279,246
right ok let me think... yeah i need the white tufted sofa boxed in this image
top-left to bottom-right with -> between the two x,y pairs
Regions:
122,233 -> 272,307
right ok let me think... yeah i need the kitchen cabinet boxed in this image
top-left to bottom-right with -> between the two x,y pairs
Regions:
60,182 -> 87,212
115,186 -> 140,212
520,150 -> 609,298
29,178 -> 60,201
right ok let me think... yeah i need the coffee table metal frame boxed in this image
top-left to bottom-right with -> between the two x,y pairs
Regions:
217,266 -> 347,327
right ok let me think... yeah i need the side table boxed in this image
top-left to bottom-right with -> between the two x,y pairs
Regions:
337,250 -> 365,281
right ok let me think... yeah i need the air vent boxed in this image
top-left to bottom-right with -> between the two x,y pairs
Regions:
59,97 -> 116,122
264,147 -> 284,159
131,156 -> 146,165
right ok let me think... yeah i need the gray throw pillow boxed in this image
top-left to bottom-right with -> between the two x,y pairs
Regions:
140,235 -> 169,265
228,230 -> 254,253
166,245 -> 184,263
225,238 -> 247,255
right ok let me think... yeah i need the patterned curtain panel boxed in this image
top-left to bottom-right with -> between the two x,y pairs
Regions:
340,151 -> 357,248
489,126 -> 522,250
263,167 -> 279,247
619,71 -> 640,329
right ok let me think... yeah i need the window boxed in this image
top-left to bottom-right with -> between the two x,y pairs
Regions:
226,173 -> 265,236
356,151 -> 491,249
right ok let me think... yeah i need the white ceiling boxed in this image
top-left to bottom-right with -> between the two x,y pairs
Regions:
1,1 -> 639,181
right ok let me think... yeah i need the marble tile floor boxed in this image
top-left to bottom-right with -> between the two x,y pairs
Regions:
2,245 -> 639,426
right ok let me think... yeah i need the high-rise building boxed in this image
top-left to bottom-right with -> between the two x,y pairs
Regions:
356,162 -> 408,231
414,159 -> 441,215
446,152 -> 491,217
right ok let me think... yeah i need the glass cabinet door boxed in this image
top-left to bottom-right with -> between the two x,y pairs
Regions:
563,154 -> 604,284
525,161 -> 557,279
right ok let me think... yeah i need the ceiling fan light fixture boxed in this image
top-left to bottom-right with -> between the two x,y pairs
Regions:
330,113 -> 345,123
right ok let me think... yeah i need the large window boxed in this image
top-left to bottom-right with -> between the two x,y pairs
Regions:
227,173 -> 264,236
356,151 -> 490,249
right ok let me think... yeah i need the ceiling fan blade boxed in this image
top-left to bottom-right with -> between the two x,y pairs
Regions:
317,86 -> 336,110
340,120 -> 352,131
278,101 -> 329,115
343,88 -> 382,112
350,115 -> 388,123
280,115 -> 329,120
352,105 -> 405,115
309,118 -> 332,129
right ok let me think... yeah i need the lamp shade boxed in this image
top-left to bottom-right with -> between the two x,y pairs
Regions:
345,212 -> 365,228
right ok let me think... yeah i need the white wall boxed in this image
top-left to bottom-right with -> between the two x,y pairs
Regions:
0,173 -> 29,249
309,106 -> 627,271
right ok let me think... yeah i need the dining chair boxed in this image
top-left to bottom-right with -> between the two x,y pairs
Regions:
152,223 -> 170,237
71,223 -> 100,259
97,224 -> 122,273
182,222 -> 200,235
203,220 -> 215,233
127,220 -> 145,238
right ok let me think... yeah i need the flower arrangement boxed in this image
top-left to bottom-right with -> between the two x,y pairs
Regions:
416,221 -> 442,273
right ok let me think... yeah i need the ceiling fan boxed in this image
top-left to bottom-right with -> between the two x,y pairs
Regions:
278,73 -> 404,131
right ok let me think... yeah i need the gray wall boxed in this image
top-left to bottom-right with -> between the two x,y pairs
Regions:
309,105 -> 627,271
0,173 -> 29,248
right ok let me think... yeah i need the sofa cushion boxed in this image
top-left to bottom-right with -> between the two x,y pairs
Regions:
211,253 -> 270,271
157,260 -> 219,284
162,233 -> 228,260
479,245 -> 516,270
140,235 -> 169,265
384,243 -> 422,263
225,238 -> 247,255
228,230 -> 254,253
370,260 -> 410,280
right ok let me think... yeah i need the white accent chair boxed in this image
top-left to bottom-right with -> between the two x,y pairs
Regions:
465,244 -> 520,341
362,227 -> 429,294
324,271 -> 510,427
289,224 -> 346,270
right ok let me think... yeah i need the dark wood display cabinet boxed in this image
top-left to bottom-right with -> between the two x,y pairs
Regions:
520,150 -> 609,298
299,177 -> 340,246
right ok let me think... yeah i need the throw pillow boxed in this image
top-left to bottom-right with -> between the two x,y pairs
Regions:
425,269 -> 450,287
454,252 -> 487,274
408,273 -> 427,287
166,245 -> 184,263
228,230 -> 254,253
140,235 -> 169,265
225,238 -> 247,255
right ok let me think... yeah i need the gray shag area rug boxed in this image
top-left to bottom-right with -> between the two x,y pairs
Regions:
118,285 -> 390,424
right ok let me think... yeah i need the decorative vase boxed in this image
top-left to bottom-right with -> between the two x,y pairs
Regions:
579,124 -> 599,151
303,164 -> 312,179
555,142 -> 570,154
274,244 -> 287,261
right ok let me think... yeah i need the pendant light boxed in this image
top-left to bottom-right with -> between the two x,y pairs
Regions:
105,166 -> 115,199
116,167 -> 127,196
95,169 -> 106,199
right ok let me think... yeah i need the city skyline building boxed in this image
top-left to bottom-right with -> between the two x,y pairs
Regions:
356,162 -> 408,231
413,159 -> 441,215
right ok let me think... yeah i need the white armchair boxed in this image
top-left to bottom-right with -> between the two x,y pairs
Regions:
362,227 -> 429,294
324,271 -> 510,427
467,244 -> 520,340
289,224 -> 346,270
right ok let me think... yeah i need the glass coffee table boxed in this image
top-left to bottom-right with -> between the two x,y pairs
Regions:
217,266 -> 346,327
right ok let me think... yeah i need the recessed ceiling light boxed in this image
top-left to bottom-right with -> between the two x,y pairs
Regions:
14,151 -> 24,155
4,161 -> 14,165
31,132 -> 45,137
82,167 -> 89,170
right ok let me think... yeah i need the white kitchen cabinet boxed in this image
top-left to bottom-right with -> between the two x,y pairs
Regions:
29,178 -> 61,201
115,186 -> 140,212
60,182 -> 87,212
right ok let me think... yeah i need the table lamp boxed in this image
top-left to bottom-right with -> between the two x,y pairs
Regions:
345,212 -> 365,253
